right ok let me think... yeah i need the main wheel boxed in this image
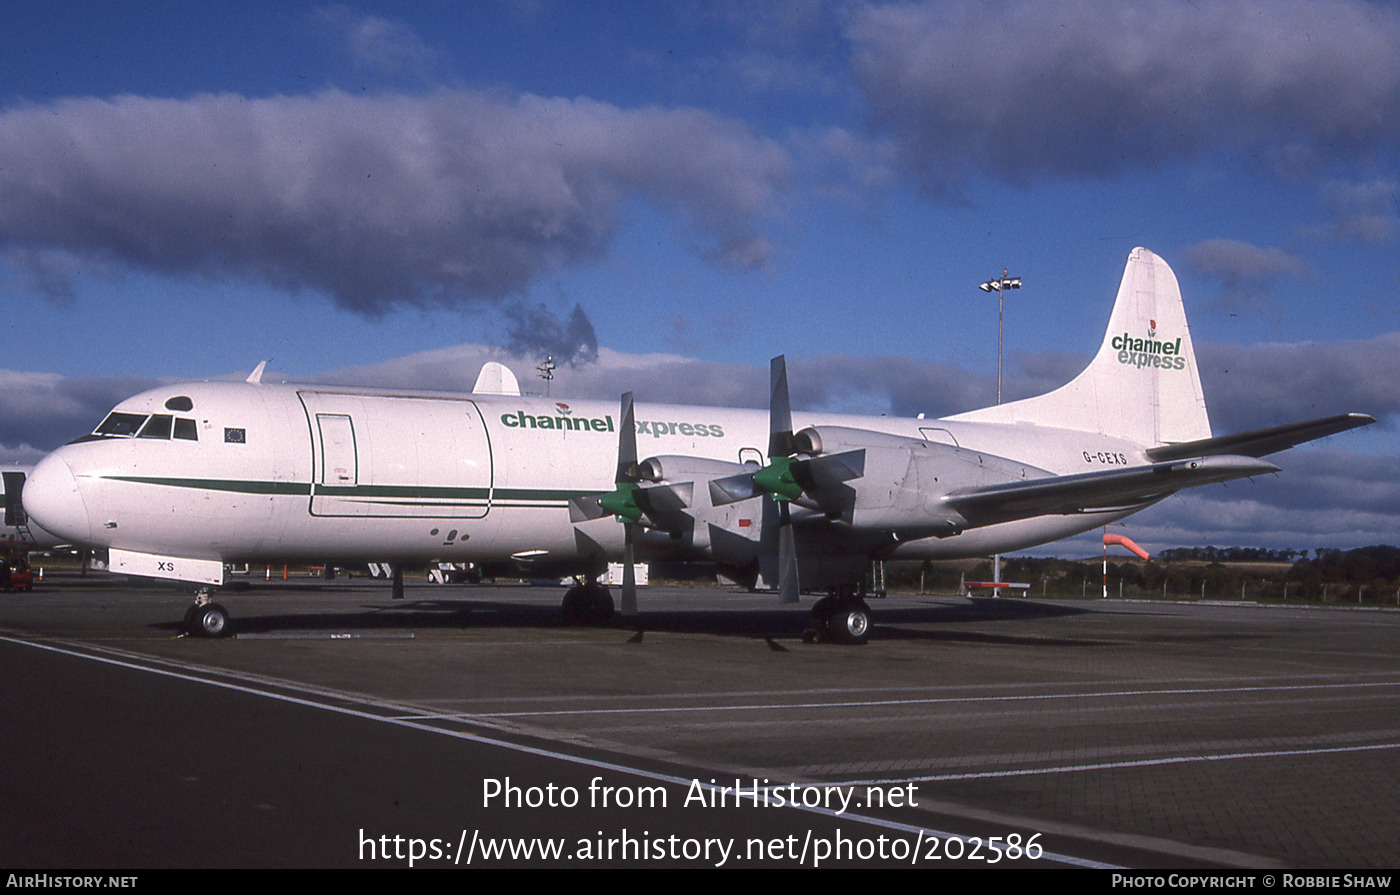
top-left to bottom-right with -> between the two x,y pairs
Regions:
805,596 -> 835,640
589,586 -> 616,624
829,599 -> 871,646
561,586 -> 589,625
561,585 -> 615,626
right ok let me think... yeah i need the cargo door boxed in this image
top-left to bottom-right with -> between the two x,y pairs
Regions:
300,391 -> 493,518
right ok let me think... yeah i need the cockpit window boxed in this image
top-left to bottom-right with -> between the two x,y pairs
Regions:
94,412 -> 148,437
85,411 -> 199,441
173,418 -> 198,441
137,414 -> 174,439
164,396 -> 194,412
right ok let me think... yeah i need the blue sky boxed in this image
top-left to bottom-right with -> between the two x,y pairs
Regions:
0,1 -> 1397,555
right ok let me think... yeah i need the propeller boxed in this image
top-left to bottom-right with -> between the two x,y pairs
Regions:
765,357 -> 802,603
703,357 -> 806,602
607,392 -> 642,616
569,392 -> 643,616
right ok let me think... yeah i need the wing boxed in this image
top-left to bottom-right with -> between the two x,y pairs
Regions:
941,454 -> 1279,529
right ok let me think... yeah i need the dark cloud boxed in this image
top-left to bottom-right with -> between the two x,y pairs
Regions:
0,89 -> 790,315
0,371 -> 161,453
1196,333 -> 1400,433
1184,239 -> 1306,315
1085,448 -> 1400,554
1312,179 -> 1400,243
847,0 -> 1400,191
502,302 -> 598,366
787,354 -> 991,418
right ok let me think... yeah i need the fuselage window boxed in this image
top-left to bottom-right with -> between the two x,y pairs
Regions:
137,414 -> 174,439
173,418 -> 198,441
94,412 -> 148,437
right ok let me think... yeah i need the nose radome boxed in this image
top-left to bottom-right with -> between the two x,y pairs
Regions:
24,453 -> 92,544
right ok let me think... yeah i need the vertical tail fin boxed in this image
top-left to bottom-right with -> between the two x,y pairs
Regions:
948,248 -> 1211,445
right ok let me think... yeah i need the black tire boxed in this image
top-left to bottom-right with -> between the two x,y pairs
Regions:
190,603 -> 230,638
830,600 -> 871,646
807,596 -> 835,640
562,586 -> 615,626
589,587 -> 616,625
561,586 -> 587,625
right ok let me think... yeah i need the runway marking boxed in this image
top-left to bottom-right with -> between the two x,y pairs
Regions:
419,679 -> 1400,718
839,741 -> 1400,786
411,670 -> 1400,706
0,634 -> 1119,869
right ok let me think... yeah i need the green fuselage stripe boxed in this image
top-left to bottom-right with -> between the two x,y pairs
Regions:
103,475 -> 597,504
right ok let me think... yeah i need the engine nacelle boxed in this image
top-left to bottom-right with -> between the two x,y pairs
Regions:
632,454 -> 768,563
794,426 -> 1052,540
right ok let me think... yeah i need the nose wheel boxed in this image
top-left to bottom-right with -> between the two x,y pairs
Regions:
184,590 -> 231,638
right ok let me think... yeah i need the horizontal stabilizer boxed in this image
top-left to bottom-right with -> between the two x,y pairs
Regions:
944,455 -> 1279,529
1146,413 -> 1375,462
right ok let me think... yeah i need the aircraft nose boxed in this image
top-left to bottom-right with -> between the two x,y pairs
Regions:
24,453 -> 92,544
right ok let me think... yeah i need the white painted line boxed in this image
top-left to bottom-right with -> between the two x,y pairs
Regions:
415,679 -> 1400,719
839,742 -> 1400,786
0,634 -> 1119,869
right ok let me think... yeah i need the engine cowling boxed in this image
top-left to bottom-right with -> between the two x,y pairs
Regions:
788,426 -> 1052,541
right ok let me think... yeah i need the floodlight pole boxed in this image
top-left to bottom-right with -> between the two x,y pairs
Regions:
537,355 -> 556,397
979,271 -> 1021,591
979,270 -> 1021,404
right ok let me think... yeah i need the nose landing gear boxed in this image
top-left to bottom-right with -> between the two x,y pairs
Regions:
183,588 -> 231,638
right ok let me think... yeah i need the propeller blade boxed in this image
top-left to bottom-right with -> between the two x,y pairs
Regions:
768,355 -> 794,459
766,357 -> 802,602
709,471 -> 761,506
568,494 -> 607,523
777,501 -> 800,604
584,392 -> 645,524
634,481 -> 693,516
619,392 -> 640,615
621,523 -> 638,616
617,391 -> 638,482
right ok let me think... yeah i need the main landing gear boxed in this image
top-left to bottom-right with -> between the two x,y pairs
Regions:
560,581 -> 616,626
804,587 -> 872,646
183,588 -> 231,638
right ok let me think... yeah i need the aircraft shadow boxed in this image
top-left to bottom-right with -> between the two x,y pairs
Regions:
148,588 -> 1097,646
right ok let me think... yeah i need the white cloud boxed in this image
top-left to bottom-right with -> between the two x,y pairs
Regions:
314,6 -> 442,79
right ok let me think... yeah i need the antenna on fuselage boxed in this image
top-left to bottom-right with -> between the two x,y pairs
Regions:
246,360 -> 270,384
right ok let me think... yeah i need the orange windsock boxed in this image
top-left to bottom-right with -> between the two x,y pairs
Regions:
1103,532 -> 1149,560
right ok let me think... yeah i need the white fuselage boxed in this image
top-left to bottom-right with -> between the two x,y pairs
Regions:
24,380 -> 1145,579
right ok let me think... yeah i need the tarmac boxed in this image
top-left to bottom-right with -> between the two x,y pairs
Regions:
3,571 -> 1399,869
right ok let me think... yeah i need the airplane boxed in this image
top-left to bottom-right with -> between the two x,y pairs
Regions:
0,466 -> 64,552
14,248 -> 1374,642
